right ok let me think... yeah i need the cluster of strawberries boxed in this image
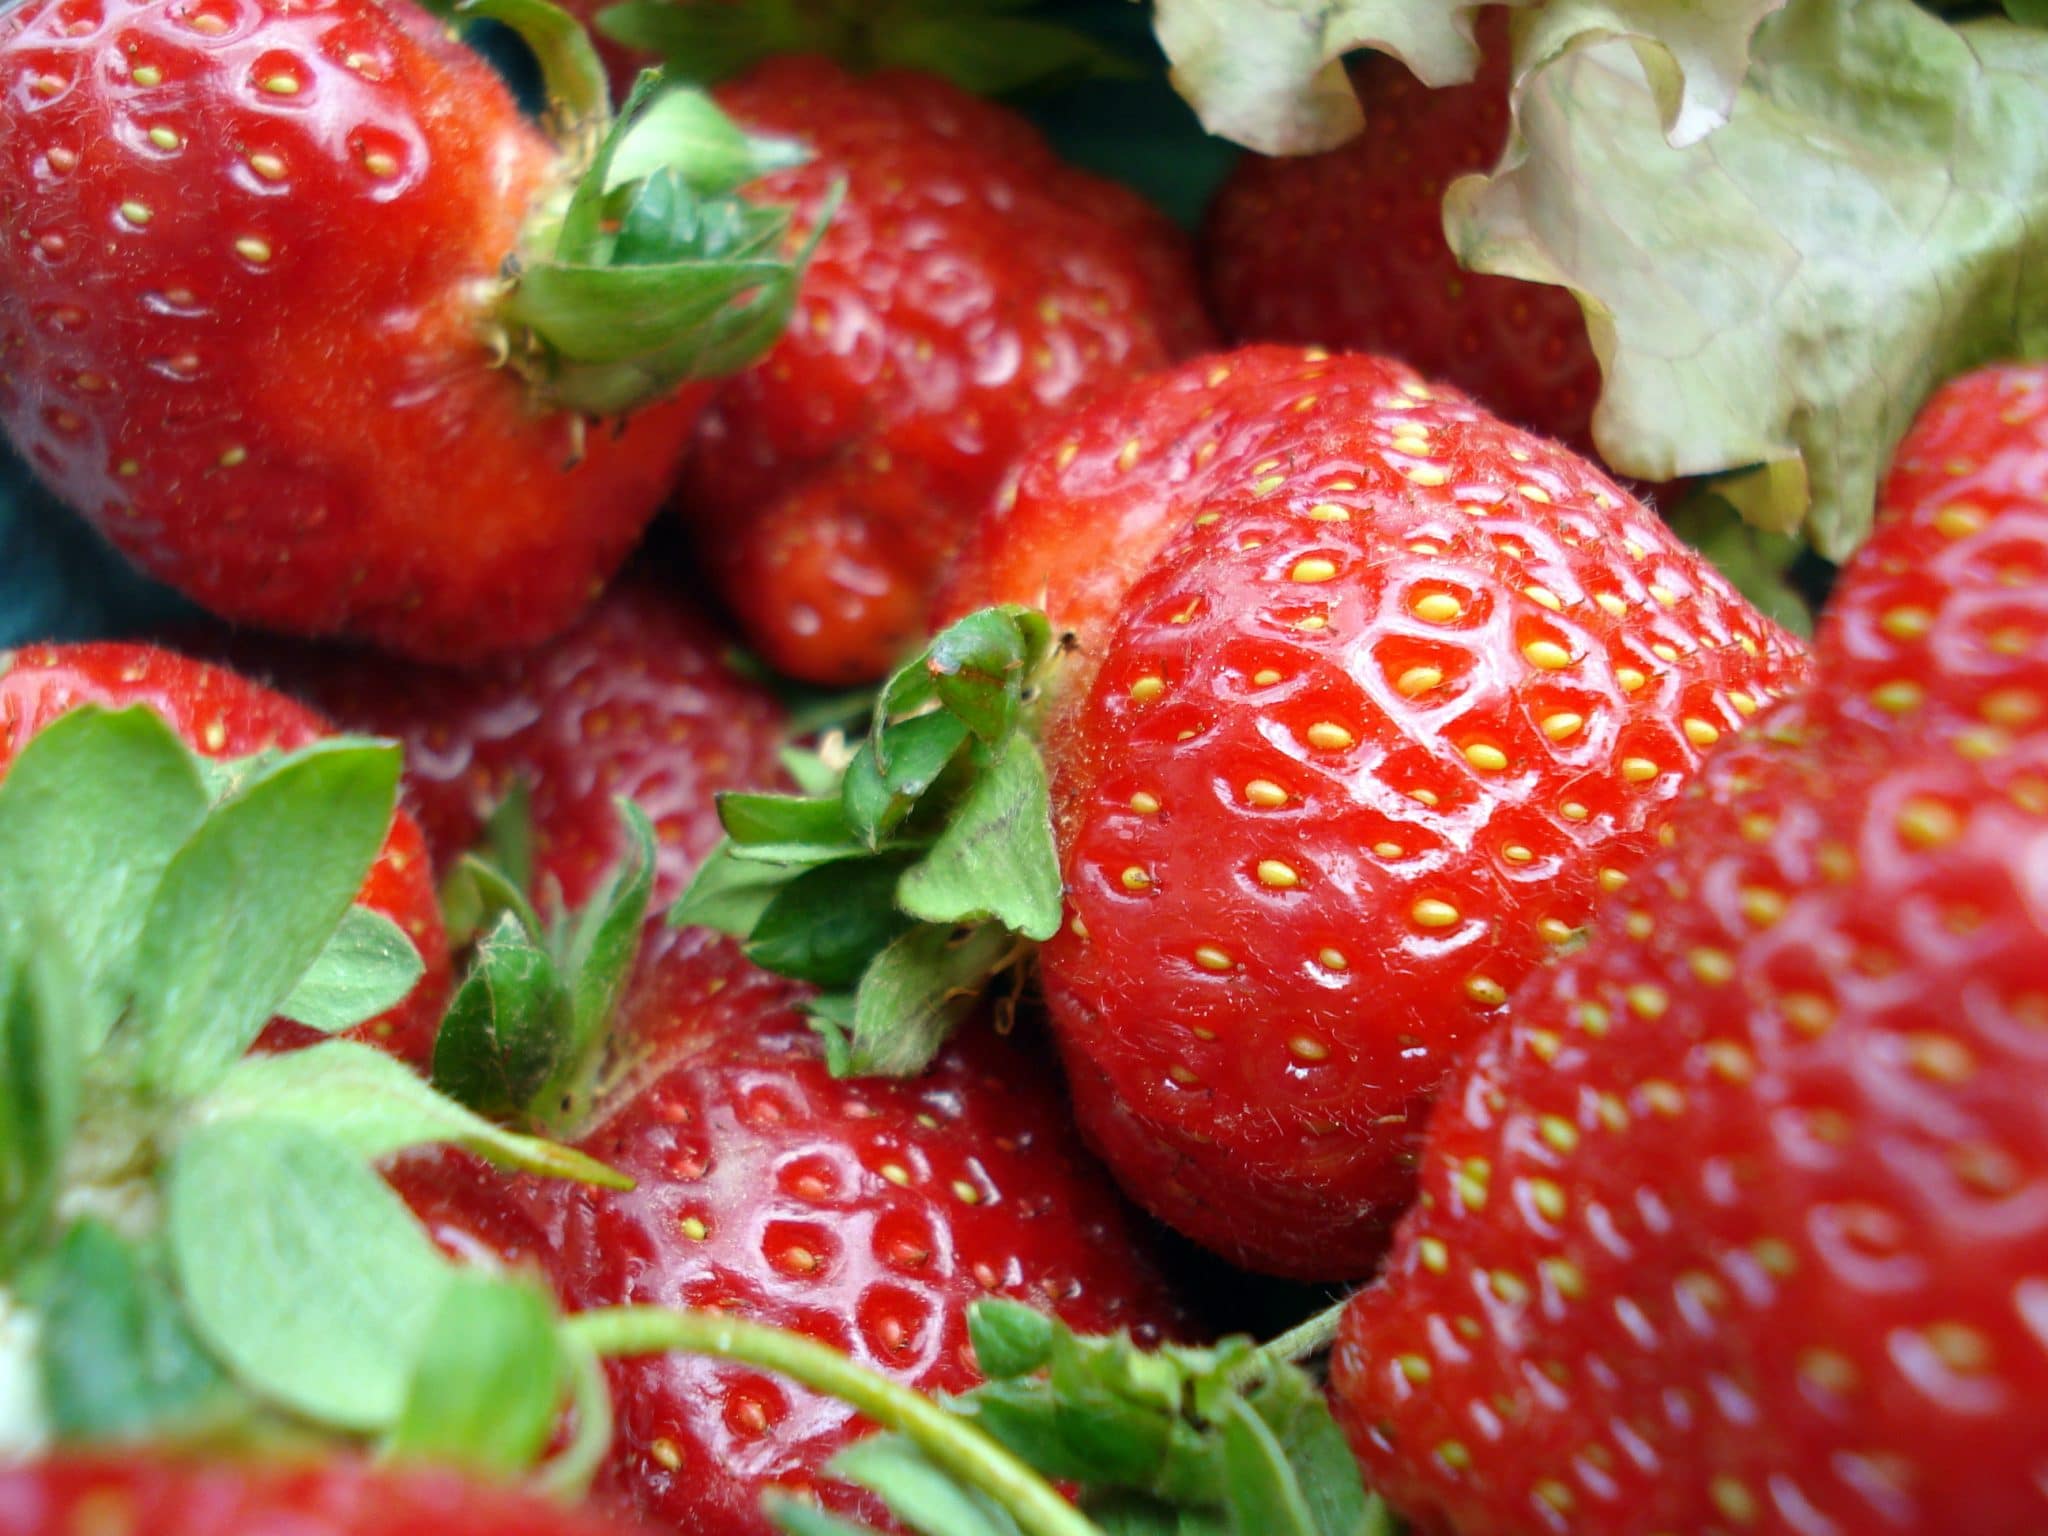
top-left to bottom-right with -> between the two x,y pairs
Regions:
0,1 -> 2042,1534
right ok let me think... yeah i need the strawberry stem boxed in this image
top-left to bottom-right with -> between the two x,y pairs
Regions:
566,1306 -> 1102,1536
1253,1295 -> 1352,1369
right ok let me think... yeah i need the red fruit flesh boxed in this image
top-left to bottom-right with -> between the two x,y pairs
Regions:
253,581 -> 790,911
0,1455 -> 646,1535
1202,26 -> 1606,455
397,930 -> 1190,1536
678,55 -> 1214,684
0,641 -> 448,1067
0,0 -> 705,661
1818,362 -> 2048,751
1332,703 -> 2048,1536
958,346 -> 1808,1278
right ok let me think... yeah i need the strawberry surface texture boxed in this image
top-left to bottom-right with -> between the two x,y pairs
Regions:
678,54 -> 1215,684
947,345 -> 1810,1278
0,640 -> 449,1065
397,932 -> 1189,1536
0,0 -> 706,659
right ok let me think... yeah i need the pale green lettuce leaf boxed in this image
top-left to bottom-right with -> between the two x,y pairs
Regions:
1447,0 -> 2048,557
1151,0 -> 1783,154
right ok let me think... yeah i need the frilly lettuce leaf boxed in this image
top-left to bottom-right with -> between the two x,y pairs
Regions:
1448,0 -> 2048,557
1151,0 -> 1784,154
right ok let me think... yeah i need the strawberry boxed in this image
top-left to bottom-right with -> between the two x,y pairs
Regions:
1202,23 -> 1606,455
400,928 -> 1191,1536
1329,690 -> 2048,1535
0,640 -> 448,1066
246,580 -> 792,911
883,345 -> 1804,1277
674,54 -> 1215,685
1816,361 -> 2048,752
0,1456 -> 646,1536
0,0 -> 810,660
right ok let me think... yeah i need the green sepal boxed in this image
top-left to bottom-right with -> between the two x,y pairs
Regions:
131,737 -> 402,1101
166,1119 -> 461,1434
442,783 -> 540,950
275,906 -> 427,1035
461,0 -> 609,133
197,1039 -> 630,1189
0,931 -> 84,1276
827,1437 -> 1027,1536
0,706 -> 209,1052
671,607 -> 1061,1079
385,1274 -> 565,1477
1663,491 -> 1816,640
433,910 -> 576,1122
25,1220 -> 234,1445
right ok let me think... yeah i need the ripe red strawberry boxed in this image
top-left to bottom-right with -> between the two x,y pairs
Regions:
1202,24 -> 1605,454
1330,691 -> 2048,1535
931,346 -> 1808,1278
397,929 -> 1190,1536
1817,361 -> 2048,752
676,54 -> 1215,685
0,0 -> 805,661
248,581 -> 791,911
0,1457 -> 647,1536
0,641 -> 449,1066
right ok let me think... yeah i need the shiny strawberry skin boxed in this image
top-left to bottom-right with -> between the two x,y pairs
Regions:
953,346 -> 1809,1278
398,930 -> 1190,1536
678,55 -> 1214,685
251,582 -> 790,911
1202,27 -> 1604,454
0,1455 -> 647,1536
0,641 -> 449,1067
1817,362 -> 2048,754
1331,701 -> 2048,1536
0,0 -> 704,661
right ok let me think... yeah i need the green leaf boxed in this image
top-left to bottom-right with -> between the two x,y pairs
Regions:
781,745 -> 849,796
926,607 -> 1051,746
1217,1399 -> 1318,1536
275,906 -> 425,1035
842,713 -> 972,848
2009,0 -> 2048,22
968,1300 -> 1059,1381
1446,0 -> 2048,556
670,842 -> 794,936
433,911 -> 573,1120
1150,0 -> 1783,154
721,790 -> 858,849
841,924 -> 1016,1078
898,741 -> 1062,942
830,1437 -> 1025,1536
477,782 -> 538,908
873,14 -> 1137,96
198,1039 -> 629,1188
133,739 -> 400,1100
0,706 -> 209,1048
441,851 -> 546,957
29,1221 -> 232,1442
1662,491 -> 1814,638
386,1274 -> 564,1476
539,799 -> 657,1124
607,85 -> 810,194
460,0 -> 608,130
166,1119 -> 455,1433
769,1500 -> 893,1536
748,857 -> 918,991
596,0 -> 824,84
0,935 -> 83,1274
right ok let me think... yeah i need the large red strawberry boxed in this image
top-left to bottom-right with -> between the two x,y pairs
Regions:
673,54 -> 1215,685
0,1456 -> 647,1536
245,580 -> 791,911
1816,361 -> 2048,752
1202,23 -> 1606,455
398,926 -> 1191,1536
890,345 -> 1808,1278
1330,693 -> 2048,1534
0,0 -> 808,660
0,640 -> 448,1066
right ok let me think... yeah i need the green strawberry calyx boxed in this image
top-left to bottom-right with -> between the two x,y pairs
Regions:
472,0 -> 827,419
0,702 -> 623,1477
671,605 -> 1066,1079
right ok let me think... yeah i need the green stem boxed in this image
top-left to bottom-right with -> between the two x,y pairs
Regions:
566,1306 -> 1102,1536
1255,1295 -> 1352,1369
531,1331 -> 613,1501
